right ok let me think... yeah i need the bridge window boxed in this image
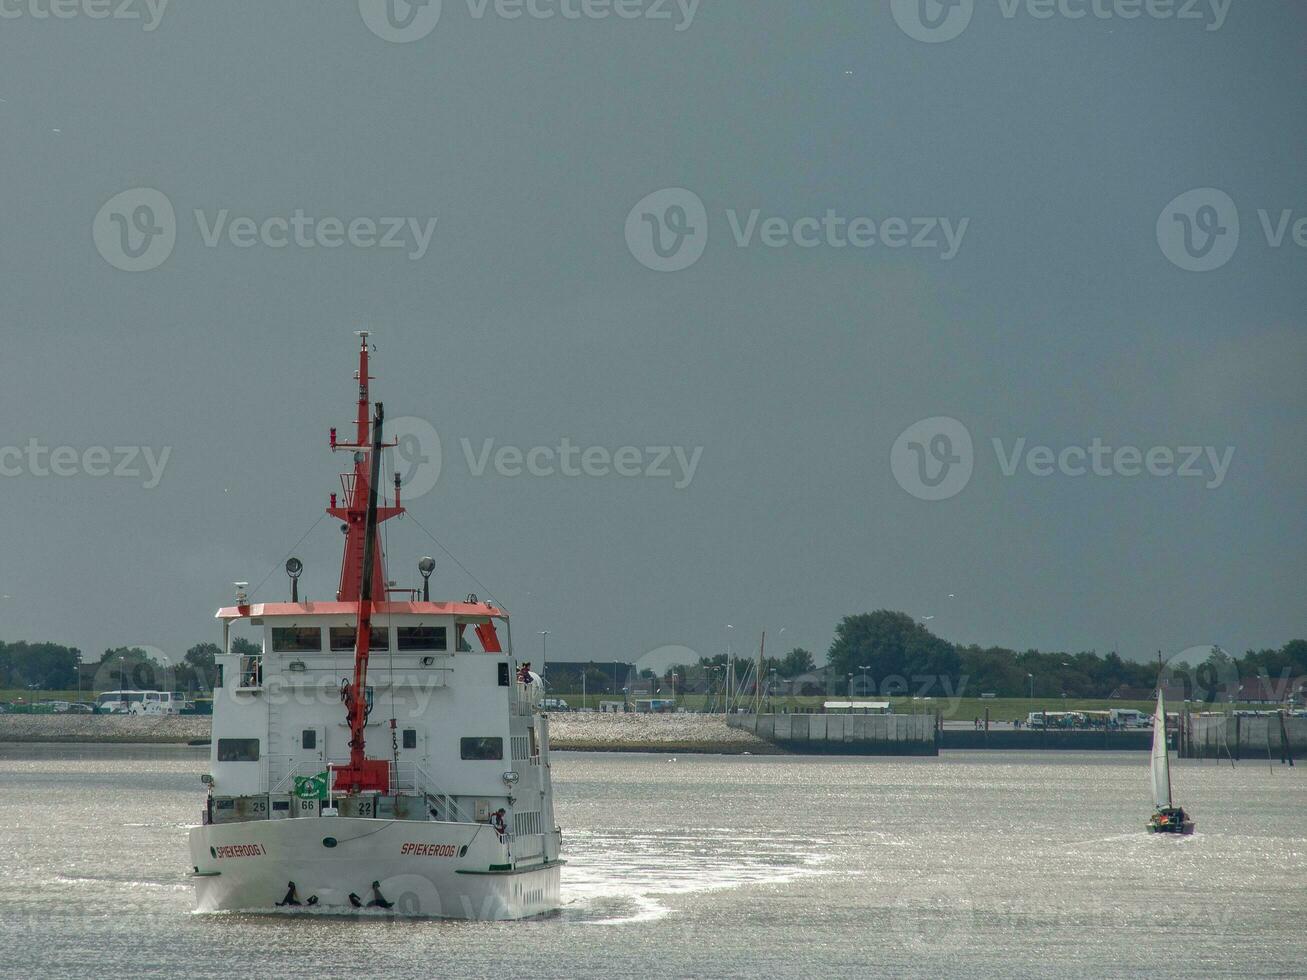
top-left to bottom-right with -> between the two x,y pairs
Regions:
271,627 -> 321,653
217,738 -> 260,762
460,737 -> 503,761
398,626 -> 447,652
329,626 -> 390,652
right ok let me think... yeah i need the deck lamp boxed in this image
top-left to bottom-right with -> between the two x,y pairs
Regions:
286,556 -> 303,602
418,557 -> 435,601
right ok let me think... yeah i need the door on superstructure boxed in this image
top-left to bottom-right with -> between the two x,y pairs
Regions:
292,725 -> 326,778
398,725 -> 426,791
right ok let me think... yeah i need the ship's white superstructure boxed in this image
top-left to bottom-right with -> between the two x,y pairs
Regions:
188,335 -> 562,918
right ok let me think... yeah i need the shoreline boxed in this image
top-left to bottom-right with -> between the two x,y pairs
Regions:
0,713 -> 782,755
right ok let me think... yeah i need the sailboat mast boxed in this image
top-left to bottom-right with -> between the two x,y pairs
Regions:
1163,690 -> 1173,806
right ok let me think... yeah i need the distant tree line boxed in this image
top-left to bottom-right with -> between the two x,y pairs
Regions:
5,615 -> 1305,702
825,611 -> 1307,701
549,611 -> 1307,701
0,639 -> 232,694
0,641 -> 81,690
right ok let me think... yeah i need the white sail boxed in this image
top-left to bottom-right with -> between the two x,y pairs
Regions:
1150,689 -> 1172,810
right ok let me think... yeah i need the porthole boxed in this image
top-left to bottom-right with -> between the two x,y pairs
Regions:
209,847 -> 216,858
458,844 -> 468,857
323,836 -> 338,848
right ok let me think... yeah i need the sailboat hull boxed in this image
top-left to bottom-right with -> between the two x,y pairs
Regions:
1147,813 -> 1195,835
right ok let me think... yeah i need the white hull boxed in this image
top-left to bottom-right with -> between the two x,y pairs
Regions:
189,818 -> 562,920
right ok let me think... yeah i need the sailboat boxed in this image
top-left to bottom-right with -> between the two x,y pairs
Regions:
1147,688 -> 1194,835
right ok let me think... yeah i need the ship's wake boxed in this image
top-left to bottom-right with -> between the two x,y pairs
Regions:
559,828 -> 832,926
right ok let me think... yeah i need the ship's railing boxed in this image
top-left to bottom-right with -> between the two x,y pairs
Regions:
267,756 -> 476,824
512,679 -> 541,716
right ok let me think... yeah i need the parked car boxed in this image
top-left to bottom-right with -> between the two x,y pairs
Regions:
540,697 -> 570,711
66,703 -> 94,714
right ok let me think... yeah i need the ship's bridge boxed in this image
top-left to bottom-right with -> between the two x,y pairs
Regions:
215,599 -> 508,687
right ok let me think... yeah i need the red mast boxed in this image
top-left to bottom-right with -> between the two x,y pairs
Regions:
328,333 -> 403,602
329,332 -> 402,796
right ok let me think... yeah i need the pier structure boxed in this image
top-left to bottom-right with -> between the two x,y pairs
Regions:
726,712 -> 938,755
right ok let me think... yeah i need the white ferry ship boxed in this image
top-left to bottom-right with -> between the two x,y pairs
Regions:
188,334 -> 563,919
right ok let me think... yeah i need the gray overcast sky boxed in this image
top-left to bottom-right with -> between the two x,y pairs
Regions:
1,1 -> 1302,670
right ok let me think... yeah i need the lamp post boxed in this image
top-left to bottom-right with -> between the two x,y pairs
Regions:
725,625 -> 735,709
1027,673 -> 1034,699
538,630 -> 549,681
857,664 -> 872,700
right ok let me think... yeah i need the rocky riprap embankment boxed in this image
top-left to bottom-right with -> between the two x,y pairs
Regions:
546,712 -> 779,754
0,711 -> 779,754
0,714 -> 210,743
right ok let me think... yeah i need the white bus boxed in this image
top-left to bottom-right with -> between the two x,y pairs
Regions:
1026,711 -> 1084,729
95,690 -> 183,715
1109,708 -> 1148,728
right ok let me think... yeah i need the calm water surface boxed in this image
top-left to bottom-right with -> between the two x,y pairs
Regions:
1,745 -> 1303,978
